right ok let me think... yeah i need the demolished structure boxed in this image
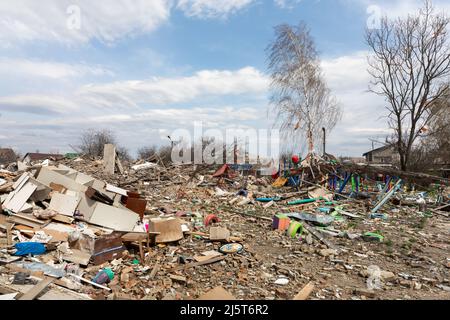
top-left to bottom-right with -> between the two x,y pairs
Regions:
0,150 -> 449,300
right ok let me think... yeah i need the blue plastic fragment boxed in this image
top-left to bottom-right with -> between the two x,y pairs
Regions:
14,242 -> 46,256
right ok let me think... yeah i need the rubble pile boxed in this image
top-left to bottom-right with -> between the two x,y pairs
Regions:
0,154 -> 449,300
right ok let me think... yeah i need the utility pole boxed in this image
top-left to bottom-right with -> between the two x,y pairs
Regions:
322,128 -> 326,157
233,137 -> 238,164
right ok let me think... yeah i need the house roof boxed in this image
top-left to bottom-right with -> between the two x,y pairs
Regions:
362,145 -> 394,157
23,153 -> 64,161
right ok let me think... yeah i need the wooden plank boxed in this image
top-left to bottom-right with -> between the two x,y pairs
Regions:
6,222 -> 12,246
0,293 -> 18,300
49,182 -> 67,193
7,214 -> 46,229
303,222 -> 338,250
5,181 -> 37,213
209,227 -> 230,242
62,249 -> 91,266
88,202 -> 140,232
106,184 -> 128,196
36,167 -> 87,193
115,156 -> 124,175
434,203 -> 450,211
293,282 -> 315,300
149,263 -> 160,279
49,193 -> 81,217
12,173 -> 29,190
0,284 -> 17,295
103,144 -> 116,174
0,182 -> 13,193
169,255 -> 225,272
125,198 -> 147,220
18,277 -> 54,300
121,232 -> 159,242
51,214 -> 74,224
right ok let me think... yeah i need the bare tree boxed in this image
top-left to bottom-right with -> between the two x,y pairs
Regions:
427,96 -> 450,163
79,129 -> 116,157
138,146 -> 158,160
116,146 -> 132,162
366,0 -> 450,171
409,91 -> 450,171
267,23 -> 342,158
158,145 -> 173,165
79,129 -> 131,161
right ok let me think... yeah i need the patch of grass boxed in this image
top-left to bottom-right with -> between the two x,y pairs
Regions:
416,217 -> 428,229
385,239 -> 393,247
347,222 -> 357,229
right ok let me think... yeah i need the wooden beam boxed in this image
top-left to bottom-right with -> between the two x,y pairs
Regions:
293,282 -> 315,300
6,223 -> 12,246
18,277 -> 54,300
169,256 -> 225,272
115,156 -> 124,175
303,222 -> 338,250
149,263 -> 160,279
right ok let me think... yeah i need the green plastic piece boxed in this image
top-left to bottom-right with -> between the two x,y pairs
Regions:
363,232 -> 384,242
103,268 -> 114,280
287,221 -> 303,238
288,198 -> 316,205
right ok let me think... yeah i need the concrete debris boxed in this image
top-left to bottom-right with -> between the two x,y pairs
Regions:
0,153 -> 449,300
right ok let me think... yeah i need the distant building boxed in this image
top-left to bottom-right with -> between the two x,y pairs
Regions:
339,156 -> 367,165
22,153 -> 64,164
363,145 -> 399,167
0,148 -> 17,165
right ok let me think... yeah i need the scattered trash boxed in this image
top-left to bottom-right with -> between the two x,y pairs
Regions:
0,146 -> 448,301
287,221 -> 303,239
93,268 -> 114,285
204,214 -> 220,227
13,242 -> 46,256
362,232 -> 384,243
219,243 -> 244,254
274,277 -> 290,286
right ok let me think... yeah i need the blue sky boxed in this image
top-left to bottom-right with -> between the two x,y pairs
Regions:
0,0 -> 448,158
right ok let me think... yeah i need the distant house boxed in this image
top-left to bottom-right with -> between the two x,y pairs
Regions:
0,148 -> 17,165
340,156 -> 367,165
363,145 -> 399,167
22,153 -> 64,164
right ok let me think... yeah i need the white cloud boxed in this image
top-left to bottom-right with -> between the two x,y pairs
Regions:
0,58 -> 113,79
320,51 -> 392,156
0,65 -> 269,154
176,0 -> 254,19
0,94 -> 81,115
321,51 -> 370,93
0,0 -> 172,46
78,67 -> 269,106
0,55 -> 392,156
274,0 -> 302,9
0,66 -> 268,124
